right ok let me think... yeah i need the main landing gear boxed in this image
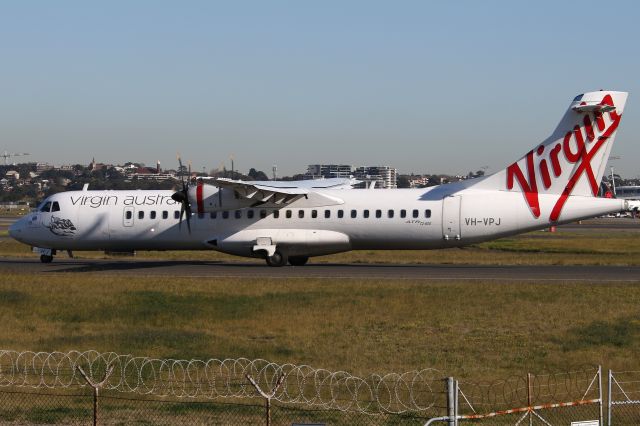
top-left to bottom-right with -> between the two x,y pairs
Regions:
288,256 -> 309,266
40,254 -> 53,263
263,250 -> 309,267
266,250 -> 288,267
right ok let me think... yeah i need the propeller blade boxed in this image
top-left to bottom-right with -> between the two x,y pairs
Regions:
179,201 -> 185,231
185,198 -> 192,234
174,154 -> 192,234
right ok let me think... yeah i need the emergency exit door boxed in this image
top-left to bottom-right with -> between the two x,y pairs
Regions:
442,196 -> 461,241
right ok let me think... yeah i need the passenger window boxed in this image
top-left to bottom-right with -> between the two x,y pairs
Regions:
235,210 -> 242,219
174,211 -> 180,219
138,211 -> 144,219
337,210 -> 344,218
351,209 -> 357,218
425,209 -> 432,218
376,209 -> 382,218
388,210 -> 394,218
363,210 -> 369,218
126,211 -> 133,220
298,210 -> 304,219
273,210 -> 280,219
51,202 -> 60,212
412,209 -> 419,218
210,212 -> 217,219
163,211 -> 168,219
260,209 -> 267,218
222,211 -> 229,219
324,210 -> 331,219
400,209 -> 406,218
247,210 -> 254,219
286,210 -> 292,219
40,202 -> 52,212
312,210 -> 318,218
150,211 -> 157,219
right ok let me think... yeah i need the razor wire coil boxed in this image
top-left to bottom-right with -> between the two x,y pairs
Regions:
0,350 -> 443,414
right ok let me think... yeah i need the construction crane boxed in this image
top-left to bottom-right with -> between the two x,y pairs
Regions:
1,151 -> 30,166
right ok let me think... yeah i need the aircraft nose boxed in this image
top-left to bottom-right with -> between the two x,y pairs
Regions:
8,218 -> 24,240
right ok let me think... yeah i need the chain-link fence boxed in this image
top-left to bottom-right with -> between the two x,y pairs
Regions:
0,350 -> 619,425
608,370 -> 640,425
0,350 -> 444,425
0,387 -> 434,425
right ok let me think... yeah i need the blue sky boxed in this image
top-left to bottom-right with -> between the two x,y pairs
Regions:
1,1 -> 639,176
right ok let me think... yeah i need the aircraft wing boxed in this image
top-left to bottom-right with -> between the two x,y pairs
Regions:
214,178 -> 310,205
212,178 -> 346,206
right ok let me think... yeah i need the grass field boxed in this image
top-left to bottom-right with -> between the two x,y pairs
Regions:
1,222 -> 639,382
1,273 -> 639,381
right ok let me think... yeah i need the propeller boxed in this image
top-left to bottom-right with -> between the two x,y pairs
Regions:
171,154 -> 192,233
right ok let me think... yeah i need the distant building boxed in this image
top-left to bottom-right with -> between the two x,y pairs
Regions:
130,166 -> 176,182
407,175 -> 430,188
36,162 -> 54,173
5,170 -> 19,180
305,164 -> 353,179
353,166 -> 397,189
89,157 -> 107,171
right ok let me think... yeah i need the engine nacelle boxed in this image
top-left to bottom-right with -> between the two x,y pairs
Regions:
187,183 -> 254,213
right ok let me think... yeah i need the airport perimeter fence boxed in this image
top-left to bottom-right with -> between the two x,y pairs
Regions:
0,350 -> 634,425
0,350 -> 445,425
608,369 -> 640,425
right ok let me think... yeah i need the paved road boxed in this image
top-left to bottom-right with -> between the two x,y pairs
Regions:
0,257 -> 638,282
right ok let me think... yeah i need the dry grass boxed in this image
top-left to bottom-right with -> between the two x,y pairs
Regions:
1,273 -> 639,380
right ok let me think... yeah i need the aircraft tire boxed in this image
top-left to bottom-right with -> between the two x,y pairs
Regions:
40,255 -> 53,263
266,251 -> 288,267
288,256 -> 309,266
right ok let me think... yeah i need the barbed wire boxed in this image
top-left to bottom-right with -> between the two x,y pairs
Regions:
0,350 -> 444,414
457,366 -> 601,414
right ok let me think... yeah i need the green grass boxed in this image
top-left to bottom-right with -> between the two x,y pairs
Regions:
1,273 -> 639,380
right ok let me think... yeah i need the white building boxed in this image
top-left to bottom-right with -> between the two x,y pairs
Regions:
305,164 -> 353,179
353,166 -> 397,189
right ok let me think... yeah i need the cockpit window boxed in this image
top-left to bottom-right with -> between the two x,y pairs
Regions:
40,202 -> 52,212
51,202 -> 60,212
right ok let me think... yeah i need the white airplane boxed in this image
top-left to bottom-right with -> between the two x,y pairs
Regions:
613,186 -> 640,214
9,90 -> 632,266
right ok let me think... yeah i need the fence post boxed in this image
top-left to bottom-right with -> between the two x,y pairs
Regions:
454,379 -> 459,426
246,373 -> 285,426
447,377 -> 457,426
608,369 -> 613,426
77,364 -> 114,426
598,365 -> 604,426
527,372 -> 533,426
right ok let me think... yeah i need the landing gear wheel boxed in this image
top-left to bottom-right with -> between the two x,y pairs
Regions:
266,251 -> 288,267
40,254 -> 53,263
288,256 -> 309,266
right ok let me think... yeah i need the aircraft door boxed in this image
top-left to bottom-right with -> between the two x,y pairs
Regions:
442,195 -> 461,241
123,207 -> 135,227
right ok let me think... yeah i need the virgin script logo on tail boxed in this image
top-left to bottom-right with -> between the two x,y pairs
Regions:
506,95 -> 622,221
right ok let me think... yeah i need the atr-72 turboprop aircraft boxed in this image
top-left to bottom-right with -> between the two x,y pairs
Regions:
9,90 -> 632,266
